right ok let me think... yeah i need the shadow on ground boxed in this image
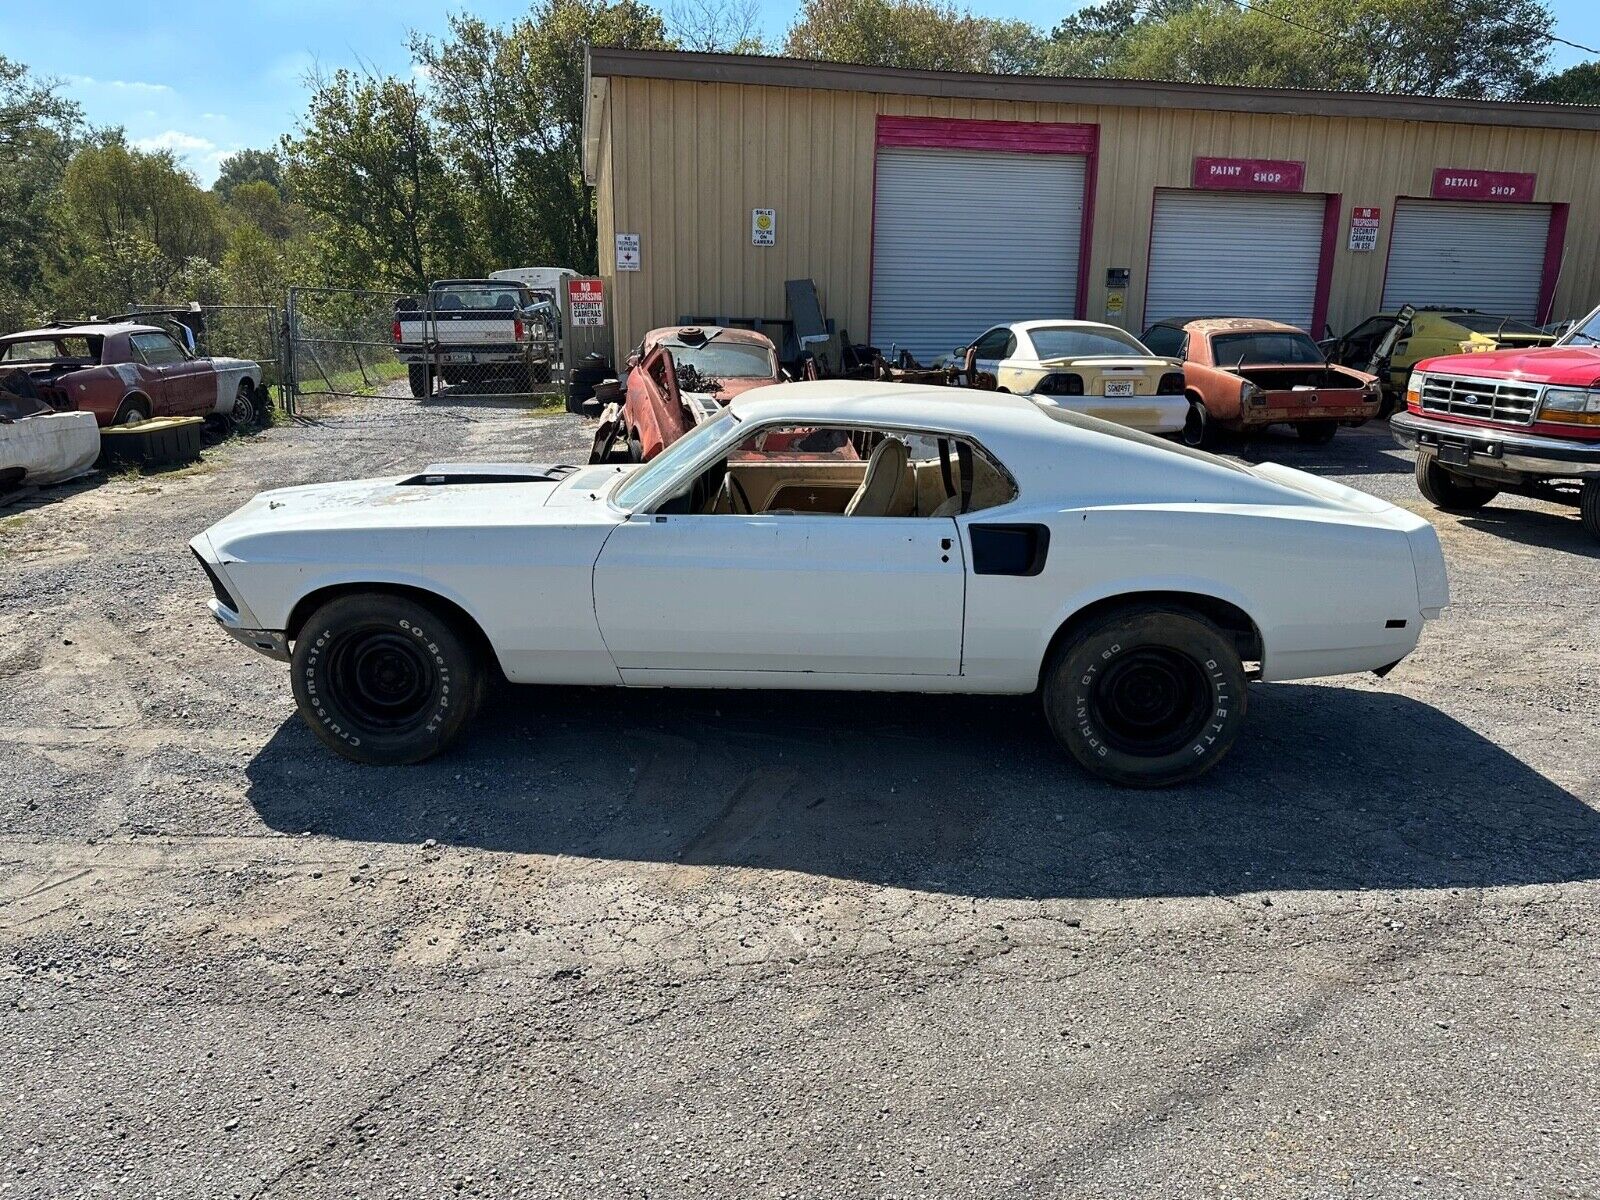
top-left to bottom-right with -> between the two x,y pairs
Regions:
247,681 -> 1599,900
1230,422 -> 1410,479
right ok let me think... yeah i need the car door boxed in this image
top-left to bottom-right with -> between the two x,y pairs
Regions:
969,326 -> 1015,388
129,331 -> 212,416
592,422 -> 966,678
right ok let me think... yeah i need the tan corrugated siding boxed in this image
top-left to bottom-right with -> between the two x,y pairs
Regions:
598,77 -> 1600,357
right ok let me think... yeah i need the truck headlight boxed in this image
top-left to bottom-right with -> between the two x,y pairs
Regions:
1539,387 -> 1600,424
1406,371 -> 1426,409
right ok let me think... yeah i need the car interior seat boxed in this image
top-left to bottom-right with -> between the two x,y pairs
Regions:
845,438 -> 912,517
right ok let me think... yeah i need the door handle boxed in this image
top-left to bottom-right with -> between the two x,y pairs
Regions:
940,537 -> 952,550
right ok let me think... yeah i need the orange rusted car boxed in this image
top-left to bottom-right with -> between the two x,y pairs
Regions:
614,326 -> 780,462
1141,317 -> 1382,448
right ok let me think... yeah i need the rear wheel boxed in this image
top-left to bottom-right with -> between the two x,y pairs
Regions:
1182,399 -> 1220,449
1295,421 -> 1337,445
627,429 -> 644,463
1042,605 -> 1248,788
290,593 -> 486,765
114,396 -> 151,425
408,365 -> 432,398
1414,449 -> 1498,511
1581,479 -> 1600,542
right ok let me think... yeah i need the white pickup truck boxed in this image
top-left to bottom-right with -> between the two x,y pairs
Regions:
392,279 -> 557,397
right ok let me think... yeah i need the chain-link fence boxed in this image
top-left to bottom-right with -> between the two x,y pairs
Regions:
281,287 -> 410,416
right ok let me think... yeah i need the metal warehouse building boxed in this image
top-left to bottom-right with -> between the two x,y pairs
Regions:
582,48 -> 1600,364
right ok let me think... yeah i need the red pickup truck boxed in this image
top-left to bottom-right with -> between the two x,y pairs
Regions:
1391,303 -> 1600,541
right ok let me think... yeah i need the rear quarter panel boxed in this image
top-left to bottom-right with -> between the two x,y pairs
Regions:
959,504 -> 1424,688
1182,361 -> 1246,420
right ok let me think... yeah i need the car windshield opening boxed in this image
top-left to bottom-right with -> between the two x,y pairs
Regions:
664,341 -> 775,379
610,408 -> 737,510
1028,327 -> 1147,359
432,285 -> 527,311
1559,309 -> 1600,346
1211,332 -> 1325,365
0,335 -> 101,363
1449,314 -> 1545,336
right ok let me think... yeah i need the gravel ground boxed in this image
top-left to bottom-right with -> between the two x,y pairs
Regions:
1,386 -> 1596,1199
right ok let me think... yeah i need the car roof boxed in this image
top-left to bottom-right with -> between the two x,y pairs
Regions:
1,323 -> 153,340
646,325 -> 776,349
729,379 -> 1043,429
1183,317 -> 1307,335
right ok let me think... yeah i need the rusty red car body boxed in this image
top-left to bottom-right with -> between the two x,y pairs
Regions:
0,322 -> 257,427
619,326 -> 780,461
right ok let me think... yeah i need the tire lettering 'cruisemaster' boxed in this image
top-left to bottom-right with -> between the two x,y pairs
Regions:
193,381 -> 1448,787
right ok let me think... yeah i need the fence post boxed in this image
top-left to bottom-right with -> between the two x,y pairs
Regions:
283,287 -> 300,417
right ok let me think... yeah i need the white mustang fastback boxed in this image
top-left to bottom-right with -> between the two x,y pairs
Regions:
192,382 -> 1448,786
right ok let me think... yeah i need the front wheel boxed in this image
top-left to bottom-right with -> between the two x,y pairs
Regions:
1042,605 -> 1248,788
1414,449 -> 1498,510
1581,479 -> 1600,542
227,379 -> 256,430
290,593 -> 486,765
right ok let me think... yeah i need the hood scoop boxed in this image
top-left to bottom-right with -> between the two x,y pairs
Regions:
397,462 -> 579,486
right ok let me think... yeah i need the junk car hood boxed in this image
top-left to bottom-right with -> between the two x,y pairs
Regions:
200,462 -> 621,550
1417,345 -> 1600,385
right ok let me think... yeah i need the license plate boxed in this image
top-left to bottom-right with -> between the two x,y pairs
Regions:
1103,380 -> 1135,397
443,353 -> 476,364
1438,442 -> 1470,466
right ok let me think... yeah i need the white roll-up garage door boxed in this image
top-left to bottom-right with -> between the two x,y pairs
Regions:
1145,190 -> 1326,331
871,146 -> 1084,363
1381,199 -> 1551,320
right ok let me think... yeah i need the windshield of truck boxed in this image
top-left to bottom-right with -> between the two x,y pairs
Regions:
1211,332 -> 1325,365
660,339 -> 776,379
1558,307 -> 1600,347
430,284 -> 528,312
0,335 -> 101,363
611,408 -> 738,510
1028,326 -> 1148,359
1448,314 -> 1546,336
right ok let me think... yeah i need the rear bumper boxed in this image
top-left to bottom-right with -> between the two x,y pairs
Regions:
1391,411 -> 1600,479
1237,397 -> 1379,427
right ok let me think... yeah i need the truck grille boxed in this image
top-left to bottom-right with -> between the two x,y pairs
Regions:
1419,375 -> 1540,426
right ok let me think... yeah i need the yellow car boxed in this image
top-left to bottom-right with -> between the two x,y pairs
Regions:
960,319 -> 1188,434
1325,308 -> 1556,409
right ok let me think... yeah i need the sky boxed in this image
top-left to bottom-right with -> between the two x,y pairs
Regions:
2,0 -> 1593,185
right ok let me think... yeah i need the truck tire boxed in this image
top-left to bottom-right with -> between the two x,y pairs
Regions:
1295,421 -> 1337,445
1042,604 -> 1248,788
291,592 -> 485,766
1581,479 -> 1600,542
408,365 -> 432,398
227,379 -> 256,431
1415,449 -> 1498,510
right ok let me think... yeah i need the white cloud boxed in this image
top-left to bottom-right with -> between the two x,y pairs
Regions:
133,130 -> 217,155
67,75 -> 174,94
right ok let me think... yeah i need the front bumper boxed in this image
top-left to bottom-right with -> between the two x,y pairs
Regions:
208,598 -> 290,661
1391,411 -> 1600,479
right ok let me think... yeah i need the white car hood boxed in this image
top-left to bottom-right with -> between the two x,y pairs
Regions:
202,462 -> 619,551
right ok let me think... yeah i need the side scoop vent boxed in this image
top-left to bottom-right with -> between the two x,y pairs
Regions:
396,463 -> 579,486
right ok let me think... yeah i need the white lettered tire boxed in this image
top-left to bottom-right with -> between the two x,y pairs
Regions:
1043,604 -> 1248,788
290,592 -> 485,765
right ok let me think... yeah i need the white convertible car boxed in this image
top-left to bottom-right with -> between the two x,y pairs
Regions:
192,382 -> 1448,786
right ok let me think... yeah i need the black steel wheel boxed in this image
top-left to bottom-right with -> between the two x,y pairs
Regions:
291,592 -> 485,765
1043,604 -> 1248,787
227,379 -> 256,430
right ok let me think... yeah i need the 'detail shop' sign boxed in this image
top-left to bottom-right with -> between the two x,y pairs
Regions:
1192,156 -> 1306,192
1431,169 -> 1537,202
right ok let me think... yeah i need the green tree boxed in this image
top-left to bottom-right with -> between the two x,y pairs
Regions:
1524,61 -> 1600,103
281,70 -> 471,291
227,179 -> 295,240
213,147 -> 285,199
1039,0 -> 1553,98
784,0 -> 1045,73
0,55 -> 82,327
411,0 -> 672,276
